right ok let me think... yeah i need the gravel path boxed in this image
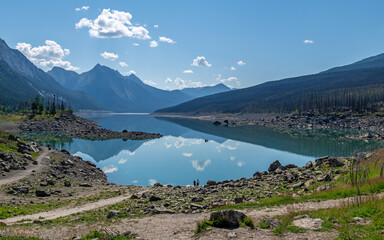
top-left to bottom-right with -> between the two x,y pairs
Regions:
2,190 -> 147,225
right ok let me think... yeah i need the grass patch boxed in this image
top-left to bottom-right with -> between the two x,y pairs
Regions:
195,220 -> 213,235
239,216 -> 255,229
80,230 -> 137,240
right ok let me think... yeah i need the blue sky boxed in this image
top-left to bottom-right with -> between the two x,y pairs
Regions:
1,0 -> 384,90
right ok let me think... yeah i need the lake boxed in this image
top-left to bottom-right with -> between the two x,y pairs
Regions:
20,113 -> 383,186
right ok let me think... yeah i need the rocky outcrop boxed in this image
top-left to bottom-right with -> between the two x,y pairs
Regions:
0,134 -> 41,175
19,113 -> 162,140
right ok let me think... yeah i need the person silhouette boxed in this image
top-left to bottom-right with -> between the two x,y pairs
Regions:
197,179 -> 200,187
193,180 -> 196,186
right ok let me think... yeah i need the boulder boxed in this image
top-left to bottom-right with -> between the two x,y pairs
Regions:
190,203 -> 204,210
64,181 -> 71,187
209,210 -> 246,228
206,180 -> 217,186
292,181 -> 304,189
107,210 -> 120,219
153,183 -> 163,187
285,164 -> 297,169
268,160 -> 281,173
305,161 -> 313,168
234,197 -> 245,204
149,195 -> 163,201
40,181 -> 48,187
35,190 -> 50,197
317,174 -> 331,182
130,194 -> 139,199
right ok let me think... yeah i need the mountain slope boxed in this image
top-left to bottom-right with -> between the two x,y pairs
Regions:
0,38 -> 103,110
48,66 -> 231,113
156,55 -> 384,114
178,84 -> 231,99
324,53 -> 384,73
0,59 -> 38,106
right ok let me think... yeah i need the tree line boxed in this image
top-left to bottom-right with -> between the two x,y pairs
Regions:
0,94 -> 72,115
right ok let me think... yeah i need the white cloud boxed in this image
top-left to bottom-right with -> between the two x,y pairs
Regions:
149,40 -> 158,47
102,165 -> 118,173
237,60 -> 246,66
303,39 -> 314,44
165,77 -> 172,83
175,77 -> 186,88
100,51 -> 119,61
118,158 -> 127,164
119,61 -> 128,67
230,156 -> 236,161
183,69 -> 193,74
159,36 -> 176,44
154,25 -> 159,28
133,43 -> 139,46
144,80 -> 157,86
192,56 -> 212,67
126,70 -> 136,75
128,151 -> 135,156
132,180 -> 138,183
16,40 -> 78,71
230,67 -> 236,71
191,159 -> 211,171
75,9 -> 150,39
218,76 -> 238,83
183,153 -> 193,157
149,179 -> 157,186
75,6 -> 89,11
237,161 -> 244,167
189,81 -> 203,88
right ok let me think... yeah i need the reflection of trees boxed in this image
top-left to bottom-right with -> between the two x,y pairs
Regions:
17,131 -> 74,150
158,117 -> 384,158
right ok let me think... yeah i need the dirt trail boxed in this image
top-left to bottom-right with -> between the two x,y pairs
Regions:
0,147 -> 50,186
120,193 -> 384,240
2,190 -> 147,225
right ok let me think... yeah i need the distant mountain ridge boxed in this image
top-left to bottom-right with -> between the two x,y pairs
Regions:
48,65 -> 231,113
156,53 -> 384,114
0,38 -> 103,110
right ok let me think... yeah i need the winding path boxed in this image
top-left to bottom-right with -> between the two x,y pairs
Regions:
2,190 -> 146,225
0,147 -> 50,186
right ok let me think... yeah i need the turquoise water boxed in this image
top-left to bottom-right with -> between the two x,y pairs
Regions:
22,113 -> 383,186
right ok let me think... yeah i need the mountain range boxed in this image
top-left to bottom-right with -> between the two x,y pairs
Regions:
0,38 -> 103,110
0,37 -> 231,112
156,53 -> 384,114
47,65 -> 230,112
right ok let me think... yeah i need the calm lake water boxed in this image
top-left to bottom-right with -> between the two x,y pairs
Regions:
20,113 -> 383,186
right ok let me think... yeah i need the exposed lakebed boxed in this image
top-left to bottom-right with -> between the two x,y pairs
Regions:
19,113 -> 384,186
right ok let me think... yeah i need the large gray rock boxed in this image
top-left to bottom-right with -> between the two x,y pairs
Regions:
107,210 -> 120,219
317,174 -> 331,182
268,160 -> 281,173
209,210 -> 246,228
35,190 -> 50,197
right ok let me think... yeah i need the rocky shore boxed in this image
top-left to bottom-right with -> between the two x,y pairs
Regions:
18,113 -> 162,140
172,112 -> 384,131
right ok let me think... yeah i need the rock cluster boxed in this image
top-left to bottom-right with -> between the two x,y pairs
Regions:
211,113 -> 384,131
0,134 -> 40,176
